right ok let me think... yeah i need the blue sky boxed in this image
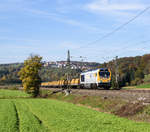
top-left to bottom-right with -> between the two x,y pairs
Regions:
0,0 -> 150,64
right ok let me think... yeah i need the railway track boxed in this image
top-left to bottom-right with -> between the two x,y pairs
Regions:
41,87 -> 150,92
41,87 -> 150,102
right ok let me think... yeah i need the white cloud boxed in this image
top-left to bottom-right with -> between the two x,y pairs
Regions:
86,0 -> 145,11
0,0 -> 99,32
24,8 -> 99,32
84,0 -> 150,26
84,0 -> 148,18
86,1 -> 145,12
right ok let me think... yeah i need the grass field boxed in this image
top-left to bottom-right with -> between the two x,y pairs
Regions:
136,74 -> 150,88
1,89 -> 150,132
0,89 -> 31,99
122,84 -> 150,89
136,83 -> 150,88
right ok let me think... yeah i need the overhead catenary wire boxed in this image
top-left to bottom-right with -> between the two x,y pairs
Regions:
75,6 -> 150,50
98,39 -> 150,57
78,37 -> 150,63
66,6 -> 150,66
43,6 -> 150,63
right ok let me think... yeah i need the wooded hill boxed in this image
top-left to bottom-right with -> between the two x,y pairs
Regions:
0,54 -> 150,86
101,54 -> 150,86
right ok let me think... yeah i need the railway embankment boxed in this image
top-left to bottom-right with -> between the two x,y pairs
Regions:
40,88 -> 150,123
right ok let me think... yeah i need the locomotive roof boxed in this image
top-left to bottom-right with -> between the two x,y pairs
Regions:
81,68 -> 109,74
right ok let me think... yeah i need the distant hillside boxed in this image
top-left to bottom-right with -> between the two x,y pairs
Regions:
0,61 -> 99,84
0,54 -> 150,86
0,63 -> 23,84
101,54 -> 150,86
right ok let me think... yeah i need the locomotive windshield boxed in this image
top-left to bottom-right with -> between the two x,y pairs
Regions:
99,71 -> 110,78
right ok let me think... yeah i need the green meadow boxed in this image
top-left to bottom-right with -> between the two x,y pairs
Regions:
136,83 -> 150,88
0,89 -> 31,99
0,89 -> 150,132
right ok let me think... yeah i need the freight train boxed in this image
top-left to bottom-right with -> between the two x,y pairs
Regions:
41,68 -> 111,89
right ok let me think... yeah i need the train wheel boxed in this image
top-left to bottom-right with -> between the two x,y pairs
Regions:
93,83 -> 97,89
104,86 -> 110,90
91,83 -> 97,89
80,84 -> 84,89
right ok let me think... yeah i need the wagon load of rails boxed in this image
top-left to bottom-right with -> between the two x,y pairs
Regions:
41,68 -> 111,90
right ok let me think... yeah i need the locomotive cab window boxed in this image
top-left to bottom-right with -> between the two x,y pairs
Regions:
81,75 -> 85,82
99,72 -> 110,78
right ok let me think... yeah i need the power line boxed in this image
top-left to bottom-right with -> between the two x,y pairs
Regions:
75,6 -> 150,50
80,38 -> 150,61
116,39 -> 150,56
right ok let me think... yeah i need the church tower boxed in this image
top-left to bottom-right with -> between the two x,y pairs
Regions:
67,50 -> 70,65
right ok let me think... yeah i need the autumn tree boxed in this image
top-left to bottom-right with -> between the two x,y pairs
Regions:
18,55 -> 42,97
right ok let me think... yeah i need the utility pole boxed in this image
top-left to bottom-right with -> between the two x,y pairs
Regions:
115,56 -> 119,88
79,56 -> 87,70
102,57 -> 112,68
66,50 -> 71,81
65,50 -> 71,94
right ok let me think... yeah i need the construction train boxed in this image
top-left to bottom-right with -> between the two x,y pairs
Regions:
41,68 -> 111,89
